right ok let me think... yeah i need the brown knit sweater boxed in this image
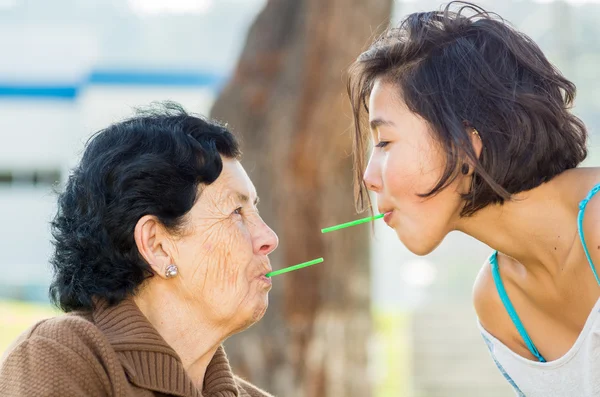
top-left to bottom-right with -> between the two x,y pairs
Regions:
0,298 -> 273,397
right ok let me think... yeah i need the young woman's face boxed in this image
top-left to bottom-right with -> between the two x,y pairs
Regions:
363,79 -> 469,255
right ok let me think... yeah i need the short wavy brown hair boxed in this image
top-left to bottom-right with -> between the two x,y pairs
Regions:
347,1 -> 587,216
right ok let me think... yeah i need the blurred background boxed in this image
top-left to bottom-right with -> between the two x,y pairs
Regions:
1,0 -> 599,396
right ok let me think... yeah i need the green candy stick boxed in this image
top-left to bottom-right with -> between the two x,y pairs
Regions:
321,213 -> 384,234
266,214 -> 383,278
265,258 -> 324,278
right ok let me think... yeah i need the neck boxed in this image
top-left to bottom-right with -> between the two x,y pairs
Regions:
455,179 -> 581,277
133,282 -> 228,391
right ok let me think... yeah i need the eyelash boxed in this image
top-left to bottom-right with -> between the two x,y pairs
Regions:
376,141 -> 390,148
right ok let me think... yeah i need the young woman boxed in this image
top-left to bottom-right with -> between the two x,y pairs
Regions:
348,2 -> 599,396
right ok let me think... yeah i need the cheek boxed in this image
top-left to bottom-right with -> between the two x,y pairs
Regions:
382,147 -> 423,199
230,220 -> 254,259
383,141 -> 446,199
206,222 -> 254,284
176,221 -> 249,287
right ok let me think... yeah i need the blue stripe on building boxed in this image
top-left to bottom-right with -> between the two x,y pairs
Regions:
89,70 -> 223,88
0,85 -> 78,99
0,70 -> 225,99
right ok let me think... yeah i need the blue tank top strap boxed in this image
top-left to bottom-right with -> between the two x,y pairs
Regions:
487,183 -> 600,364
489,251 -> 546,362
577,183 -> 600,286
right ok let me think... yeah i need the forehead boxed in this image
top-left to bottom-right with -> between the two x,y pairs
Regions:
368,79 -> 431,136
369,79 -> 407,120
208,158 -> 257,200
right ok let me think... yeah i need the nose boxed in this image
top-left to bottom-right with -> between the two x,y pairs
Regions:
363,153 -> 382,193
253,217 -> 279,256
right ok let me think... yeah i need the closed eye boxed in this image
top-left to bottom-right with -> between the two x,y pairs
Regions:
375,141 -> 390,148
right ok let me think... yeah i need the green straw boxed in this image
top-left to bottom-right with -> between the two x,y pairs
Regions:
265,258 -> 324,278
321,213 -> 384,233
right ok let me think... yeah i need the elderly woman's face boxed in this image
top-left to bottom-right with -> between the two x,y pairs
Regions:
170,158 -> 278,332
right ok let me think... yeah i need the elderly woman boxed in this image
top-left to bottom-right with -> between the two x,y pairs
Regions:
0,103 -> 278,397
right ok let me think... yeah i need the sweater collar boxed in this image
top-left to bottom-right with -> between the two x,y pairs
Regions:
92,298 -> 241,397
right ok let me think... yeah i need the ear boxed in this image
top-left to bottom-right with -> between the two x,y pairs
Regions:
461,121 -> 484,161
470,127 -> 484,160
461,127 -> 484,176
134,215 -> 175,279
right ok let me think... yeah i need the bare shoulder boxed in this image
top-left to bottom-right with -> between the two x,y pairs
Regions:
473,254 -> 543,360
580,183 -> 600,267
473,256 -> 504,328
472,255 -> 520,345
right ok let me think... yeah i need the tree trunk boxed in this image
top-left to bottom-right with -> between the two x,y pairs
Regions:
210,1 -> 392,396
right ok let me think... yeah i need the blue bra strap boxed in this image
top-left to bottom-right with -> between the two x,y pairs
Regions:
490,251 -> 546,362
577,183 -> 600,287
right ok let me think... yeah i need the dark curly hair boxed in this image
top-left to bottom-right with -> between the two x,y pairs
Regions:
49,102 -> 241,312
347,1 -> 587,216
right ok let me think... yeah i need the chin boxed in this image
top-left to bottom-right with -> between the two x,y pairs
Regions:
237,298 -> 269,332
397,229 -> 444,256
252,296 -> 269,321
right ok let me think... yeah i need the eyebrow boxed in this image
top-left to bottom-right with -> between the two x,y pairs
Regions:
369,118 -> 396,131
236,192 -> 260,206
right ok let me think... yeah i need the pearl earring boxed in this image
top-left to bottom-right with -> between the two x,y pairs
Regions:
165,264 -> 178,279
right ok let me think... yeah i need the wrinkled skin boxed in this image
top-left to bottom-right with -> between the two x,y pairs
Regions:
136,158 -> 279,337
174,158 -> 278,332
133,158 -> 278,386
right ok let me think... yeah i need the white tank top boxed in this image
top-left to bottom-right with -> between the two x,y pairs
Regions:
477,183 -> 600,396
478,299 -> 600,396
